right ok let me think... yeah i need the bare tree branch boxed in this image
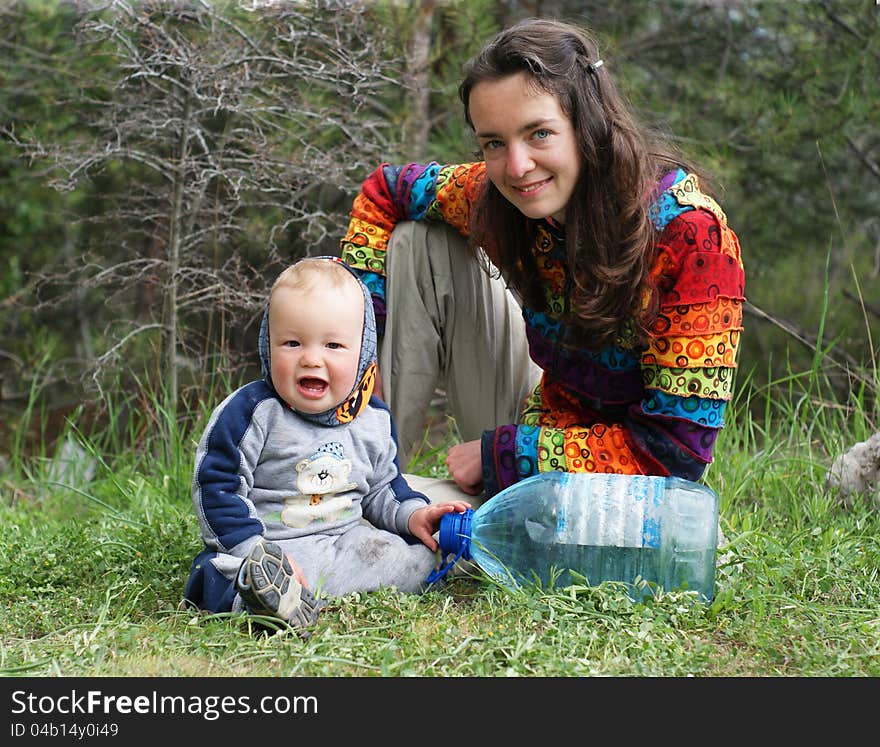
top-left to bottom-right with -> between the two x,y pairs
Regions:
846,135 -> 880,184
8,1 -> 403,424
744,300 -> 865,377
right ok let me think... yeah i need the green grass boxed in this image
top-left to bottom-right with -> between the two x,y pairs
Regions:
2,367 -> 879,678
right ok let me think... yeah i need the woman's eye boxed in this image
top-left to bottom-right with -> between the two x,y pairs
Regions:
533,129 -> 550,140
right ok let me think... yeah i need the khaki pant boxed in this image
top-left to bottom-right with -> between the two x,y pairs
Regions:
377,221 -> 541,507
380,221 -> 542,467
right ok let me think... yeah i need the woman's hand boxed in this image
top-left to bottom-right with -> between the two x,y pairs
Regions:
446,439 -> 484,495
407,501 -> 472,551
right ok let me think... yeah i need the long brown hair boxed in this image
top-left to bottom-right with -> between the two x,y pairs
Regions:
459,18 -> 693,349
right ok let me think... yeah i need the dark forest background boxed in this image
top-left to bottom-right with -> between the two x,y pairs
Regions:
1,0 -> 878,459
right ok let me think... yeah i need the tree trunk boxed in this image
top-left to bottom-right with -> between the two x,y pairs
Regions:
165,90 -> 191,424
403,0 -> 434,159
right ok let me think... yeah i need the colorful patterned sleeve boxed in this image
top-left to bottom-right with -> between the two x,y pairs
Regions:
631,176 -> 744,475
480,173 -> 745,496
340,162 -> 486,333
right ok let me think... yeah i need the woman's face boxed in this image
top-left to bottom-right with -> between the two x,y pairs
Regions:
469,72 -> 581,224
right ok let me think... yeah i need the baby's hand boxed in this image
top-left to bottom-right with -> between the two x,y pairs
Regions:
407,501 -> 471,552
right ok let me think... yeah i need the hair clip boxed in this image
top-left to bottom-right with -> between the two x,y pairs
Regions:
589,59 -> 604,73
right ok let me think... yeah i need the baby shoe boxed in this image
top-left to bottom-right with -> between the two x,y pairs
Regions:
236,540 -> 322,630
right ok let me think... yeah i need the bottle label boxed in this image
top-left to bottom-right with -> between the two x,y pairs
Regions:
553,474 -> 665,548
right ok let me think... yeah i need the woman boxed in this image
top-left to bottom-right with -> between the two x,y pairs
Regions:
340,18 -> 744,503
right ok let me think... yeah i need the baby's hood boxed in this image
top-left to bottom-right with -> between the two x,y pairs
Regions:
258,256 -> 378,427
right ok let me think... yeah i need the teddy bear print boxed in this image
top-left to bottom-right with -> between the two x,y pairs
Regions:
281,441 -> 357,528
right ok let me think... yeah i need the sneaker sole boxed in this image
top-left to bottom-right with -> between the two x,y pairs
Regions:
238,541 -> 321,628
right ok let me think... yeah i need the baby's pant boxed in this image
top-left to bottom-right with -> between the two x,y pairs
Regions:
186,524 -> 440,615
185,478 -> 481,614
276,524 -> 438,597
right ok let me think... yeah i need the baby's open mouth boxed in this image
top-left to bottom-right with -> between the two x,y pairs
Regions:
298,377 -> 328,397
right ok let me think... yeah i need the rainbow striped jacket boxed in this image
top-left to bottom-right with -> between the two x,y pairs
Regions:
341,162 -> 745,497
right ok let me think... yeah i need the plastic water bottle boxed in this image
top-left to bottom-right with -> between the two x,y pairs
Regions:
428,472 -> 718,601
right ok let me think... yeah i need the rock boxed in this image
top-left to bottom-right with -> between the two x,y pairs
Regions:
825,432 -> 880,508
46,433 -> 97,490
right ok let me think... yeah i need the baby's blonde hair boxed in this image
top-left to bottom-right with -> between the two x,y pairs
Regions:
272,256 -> 359,295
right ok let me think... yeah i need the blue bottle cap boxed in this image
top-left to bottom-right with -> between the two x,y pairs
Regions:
438,508 -> 473,560
425,509 -> 475,586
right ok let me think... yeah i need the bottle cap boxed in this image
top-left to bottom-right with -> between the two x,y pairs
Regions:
425,508 -> 474,586
438,508 -> 473,559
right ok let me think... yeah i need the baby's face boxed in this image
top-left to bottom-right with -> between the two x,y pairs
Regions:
268,277 -> 363,415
